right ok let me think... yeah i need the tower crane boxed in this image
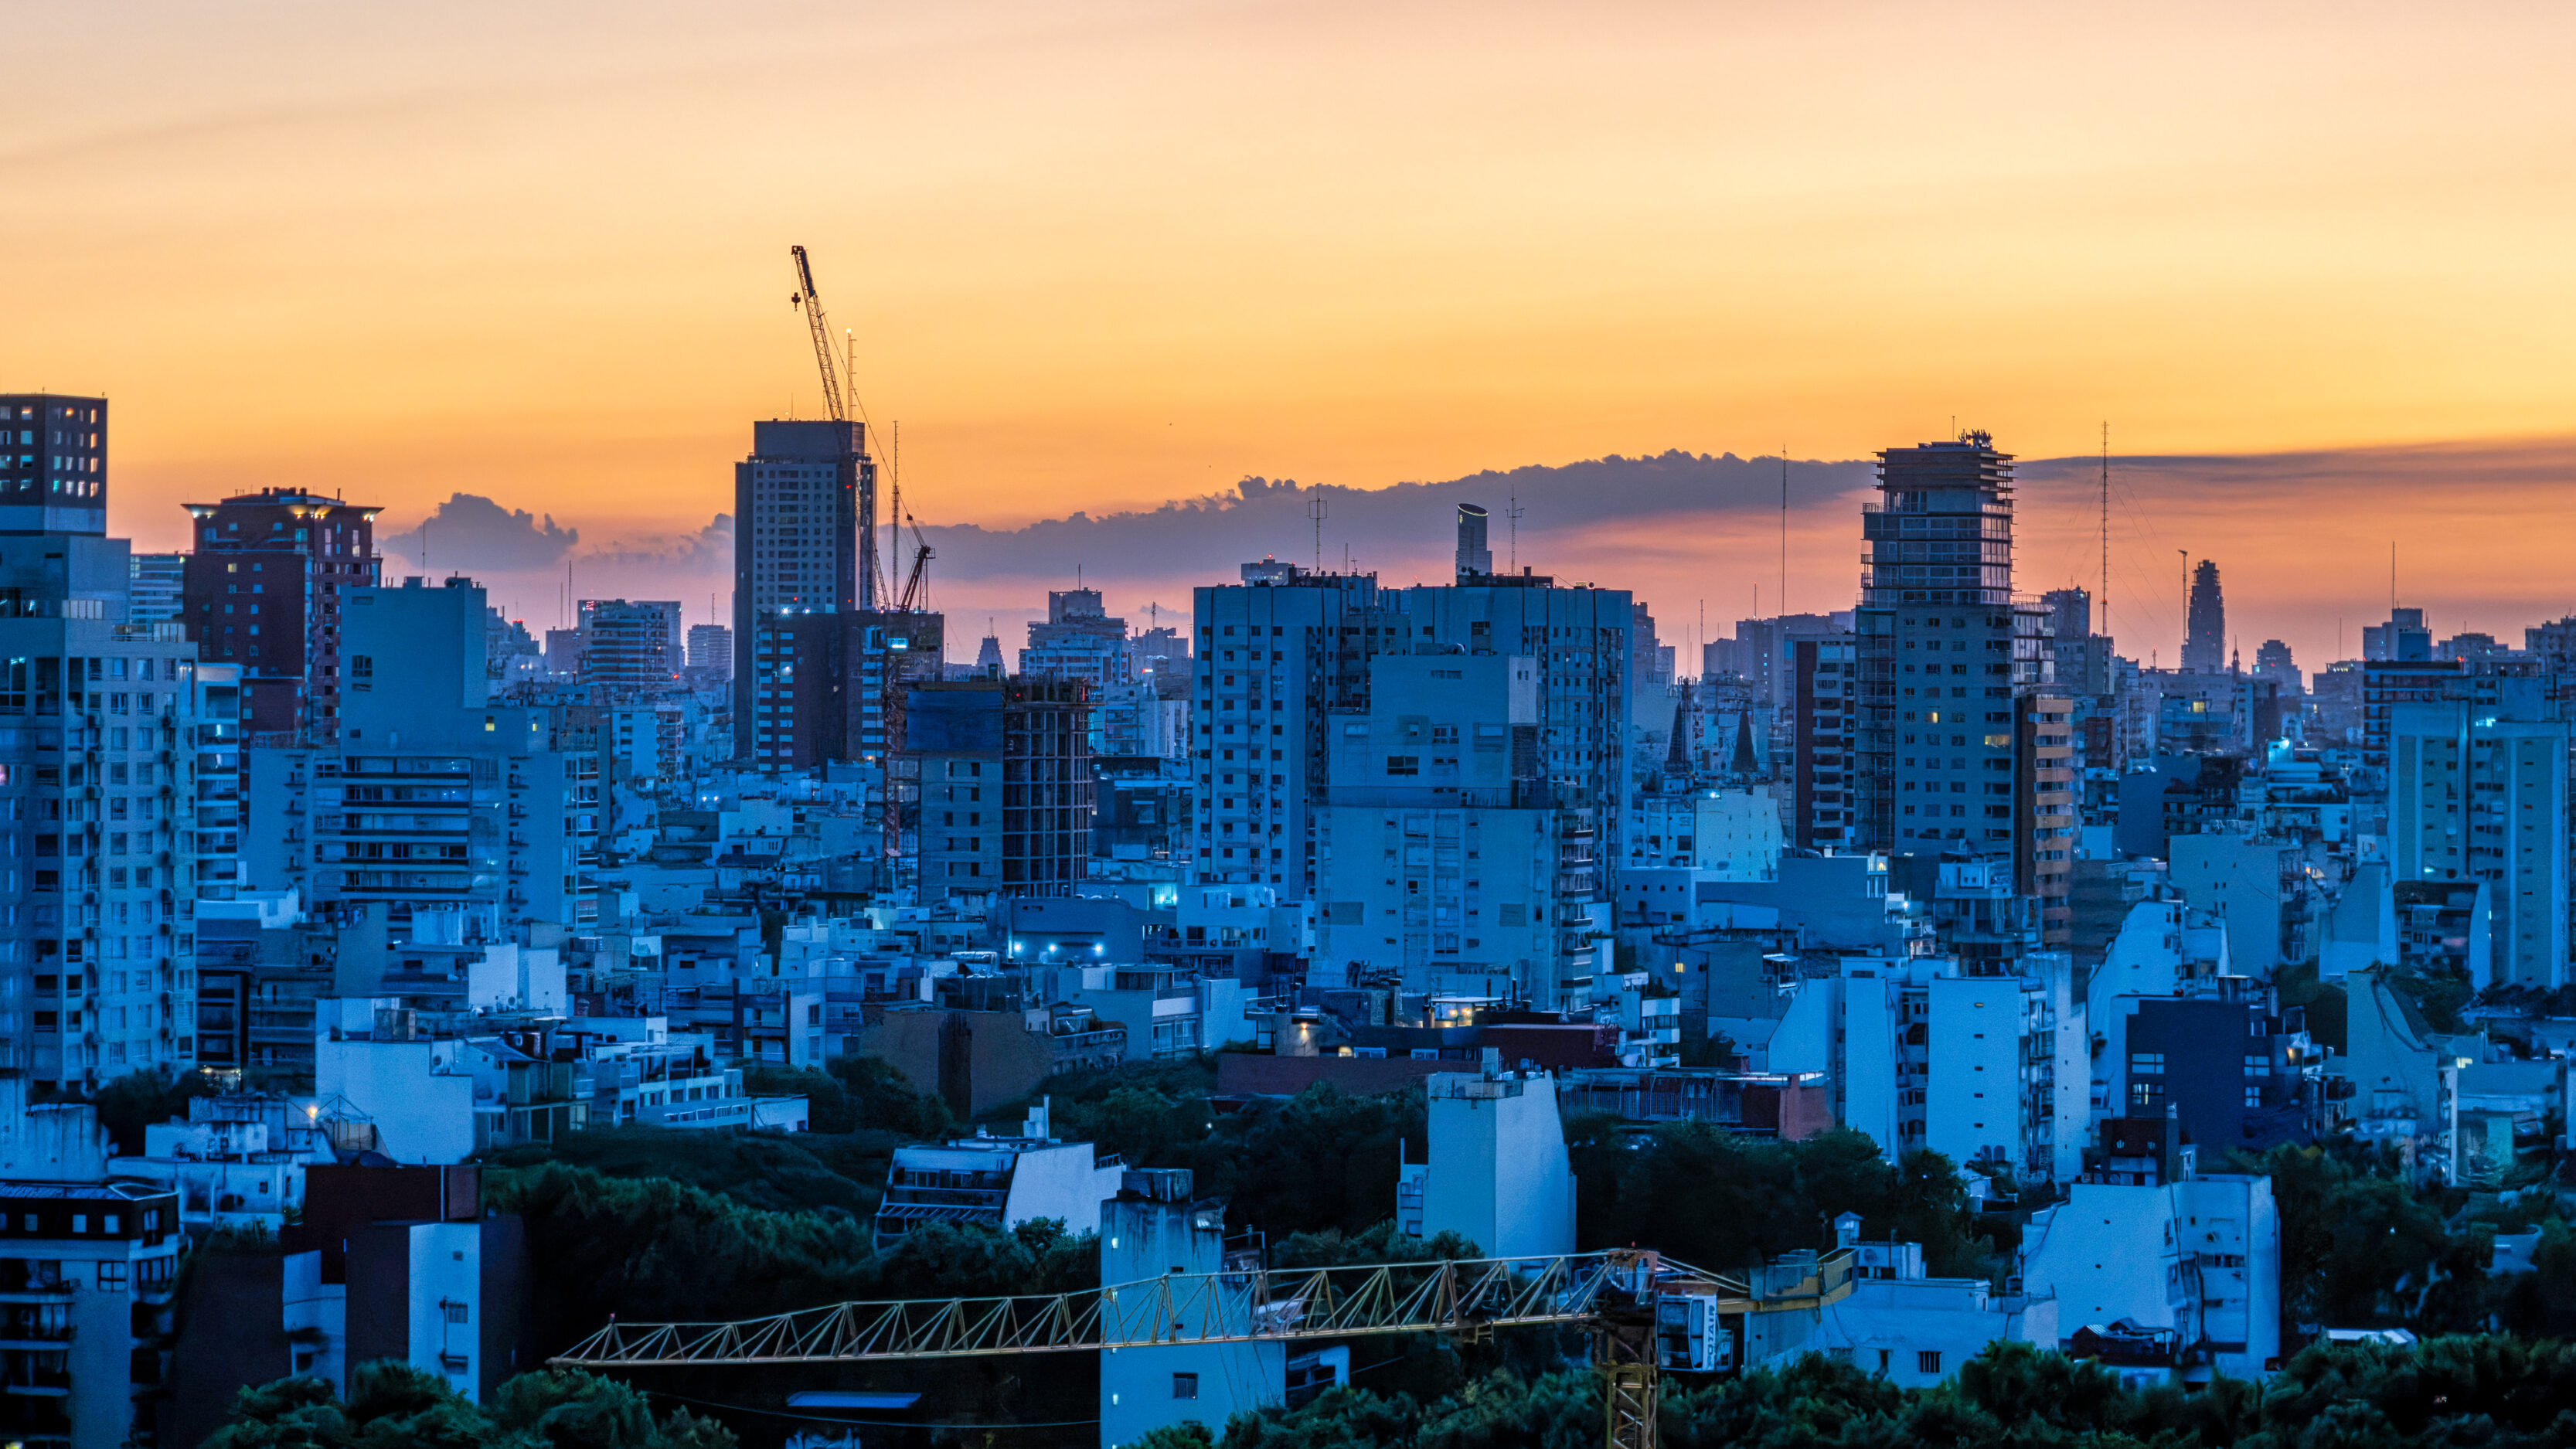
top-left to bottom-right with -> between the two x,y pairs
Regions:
551,1247 -> 1856,1449
894,521 -> 933,614
788,245 -> 846,423
787,244 -> 884,607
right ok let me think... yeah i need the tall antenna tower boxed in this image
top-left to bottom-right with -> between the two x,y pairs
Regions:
1507,494 -> 1525,571
1307,488 -> 1328,573
1778,448 -> 1789,619
2099,422 -> 2110,637
889,420 -> 902,605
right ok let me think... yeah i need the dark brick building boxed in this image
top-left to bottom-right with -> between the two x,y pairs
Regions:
181,488 -> 382,737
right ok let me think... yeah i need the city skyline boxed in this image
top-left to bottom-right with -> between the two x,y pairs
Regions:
106,430 -> 2576,684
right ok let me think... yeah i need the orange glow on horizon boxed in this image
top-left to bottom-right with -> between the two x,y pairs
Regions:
6,0 -> 2575,585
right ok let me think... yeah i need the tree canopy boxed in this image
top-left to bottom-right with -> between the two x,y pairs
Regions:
1193,1337 -> 2576,1449
1570,1119 -> 2000,1277
205,1361 -> 735,1449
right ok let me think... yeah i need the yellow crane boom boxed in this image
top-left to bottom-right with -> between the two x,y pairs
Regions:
550,1248 -> 1858,1449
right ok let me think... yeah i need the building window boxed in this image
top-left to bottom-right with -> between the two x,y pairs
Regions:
1918,1350 -> 1941,1375
1172,1373 -> 1199,1400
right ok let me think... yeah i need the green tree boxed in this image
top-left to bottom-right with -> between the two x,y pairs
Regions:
1186,1084 -> 1426,1238
90,1066 -> 217,1155
481,1124 -> 890,1218
1570,1121 -> 1996,1278
2244,1141 -> 2494,1332
205,1362 -> 738,1449
826,1053 -> 957,1138
741,1063 -> 857,1134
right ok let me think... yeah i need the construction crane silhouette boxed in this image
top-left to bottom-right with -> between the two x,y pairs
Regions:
788,245 -> 846,423
894,524 -> 933,614
788,244 -> 888,607
551,1247 -> 1856,1449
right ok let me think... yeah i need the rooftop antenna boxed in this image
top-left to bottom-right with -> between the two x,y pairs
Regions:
2099,422 -> 2110,637
888,420 -> 901,611
1778,447 -> 1789,619
1307,487 -> 1327,573
1506,493 -> 1526,572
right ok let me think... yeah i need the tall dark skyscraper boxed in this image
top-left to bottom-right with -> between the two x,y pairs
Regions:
734,419 -> 873,764
2183,557 -> 2226,673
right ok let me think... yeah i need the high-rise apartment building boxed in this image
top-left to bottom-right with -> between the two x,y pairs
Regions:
1855,435 -> 2037,850
733,419 -> 873,758
1703,613 -> 1850,709
749,609 -> 944,771
2016,692 -> 2077,944
1789,633 -> 1856,850
897,676 -> 1091,896
2183,559 -> 2226,673
2391,694 -> 2569,991
1191,556 -> 1631,918
2364,606 -> 2431,663
128,552 -> 185,624
1400,577 -> 1632,862
0,521 -> 206,1087
1021,589 -> 1128,684
2040,587 -> 2114,699
1193,562 -> 1397,891
180,488 -> 382,738
2359,605 -> 2459,777
314,578 -> 600,937
1313,652 -> 1595,1004
1852,435 -> 2067,946
685,623 -> 731,672
0,393 -> 108,535
576,599 -> 680,695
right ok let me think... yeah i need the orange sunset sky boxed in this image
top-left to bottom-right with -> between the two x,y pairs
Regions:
9,2 -> 2576,666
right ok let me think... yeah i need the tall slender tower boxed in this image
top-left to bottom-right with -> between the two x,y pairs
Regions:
2183,559 -> 2226,673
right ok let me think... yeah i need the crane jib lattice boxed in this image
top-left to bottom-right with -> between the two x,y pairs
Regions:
550,1251 -> 1744,1367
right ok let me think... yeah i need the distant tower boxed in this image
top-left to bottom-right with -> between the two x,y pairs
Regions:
2183,560 -> 2225,673
2252,639 -> 2302,695
1455,503 -> 1493,580
975,631 -> 1004,677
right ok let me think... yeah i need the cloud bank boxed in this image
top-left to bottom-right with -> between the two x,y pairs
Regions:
427,434 -> 2576,672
